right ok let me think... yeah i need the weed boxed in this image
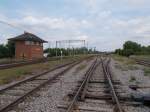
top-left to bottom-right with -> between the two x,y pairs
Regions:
129,76 -> 136,82
76,64 -> 86,72
144,67 -> 150,76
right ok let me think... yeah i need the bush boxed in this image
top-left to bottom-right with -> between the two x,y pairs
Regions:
0,41 -> 15,59
115,41 -> 150,57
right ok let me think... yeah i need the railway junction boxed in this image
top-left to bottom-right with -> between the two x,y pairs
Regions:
0,55 -> 149,112
0,1 -> 150,112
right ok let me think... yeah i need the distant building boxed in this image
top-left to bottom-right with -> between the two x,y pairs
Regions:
8,32 -> 47,59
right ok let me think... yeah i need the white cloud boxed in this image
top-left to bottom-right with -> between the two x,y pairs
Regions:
0,0 -> 150,51
11,16 -> 92,32
1,13 -> 150,51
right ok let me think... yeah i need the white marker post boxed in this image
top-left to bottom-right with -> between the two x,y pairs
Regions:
61,50 -> 63,60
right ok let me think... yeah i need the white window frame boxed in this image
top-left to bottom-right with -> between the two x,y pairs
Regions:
25,41 -> 30,45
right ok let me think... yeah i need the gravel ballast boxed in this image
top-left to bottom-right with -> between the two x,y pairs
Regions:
9,59 -> 94,112
110,59 -> 150,112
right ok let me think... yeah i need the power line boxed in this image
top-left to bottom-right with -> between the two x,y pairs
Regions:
0,20 -> 26,32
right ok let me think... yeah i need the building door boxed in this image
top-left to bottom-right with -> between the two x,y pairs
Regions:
20,53 -> 26,59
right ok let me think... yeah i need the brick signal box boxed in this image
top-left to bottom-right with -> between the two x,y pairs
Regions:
8,32 -> 47,60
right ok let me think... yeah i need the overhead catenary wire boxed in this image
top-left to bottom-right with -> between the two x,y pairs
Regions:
0,20 -> 26,32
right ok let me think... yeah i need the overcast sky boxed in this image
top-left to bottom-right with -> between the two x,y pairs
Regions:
0,0 -> 149,51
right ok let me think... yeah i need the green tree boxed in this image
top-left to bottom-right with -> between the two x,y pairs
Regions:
0,44 -> 9,58
115,40 -> 150,56
123,41 -> 141,53
6,41 -> 15,58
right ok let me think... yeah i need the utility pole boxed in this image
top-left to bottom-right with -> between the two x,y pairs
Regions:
55,40 -> 86,56
60,50 -> 63,60
69,40 -> 71,56
87,41 -> 89,54
56,41 -> 58,57
48,41 -> 51,57
94,47 -> 96,54
84,40 -> 86,55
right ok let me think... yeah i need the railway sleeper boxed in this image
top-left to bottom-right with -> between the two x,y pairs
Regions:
13,86 -> 34,91
87,88 -> 125,94
58,103 -> 114,112
77,80 -> 121,85
3,90 -> 26,96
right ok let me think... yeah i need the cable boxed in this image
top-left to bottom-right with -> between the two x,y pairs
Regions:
0,20 -> 26,32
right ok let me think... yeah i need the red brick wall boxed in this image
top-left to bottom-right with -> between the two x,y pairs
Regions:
30,44 -> 43,59
15,41 -> 44,59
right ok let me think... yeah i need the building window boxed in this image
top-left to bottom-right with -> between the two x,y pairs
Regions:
34,41 -> 36,45
31,41 -> 34,45
36,42 -> 40,46
25,41 -> 30,45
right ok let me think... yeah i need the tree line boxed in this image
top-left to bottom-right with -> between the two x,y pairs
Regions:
44,47 -> 97,57
0,41 -> 15,58
115,41 -> 150,57
0,41 -> 97,59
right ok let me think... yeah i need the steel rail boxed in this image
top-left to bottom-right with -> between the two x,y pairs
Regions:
0,61 -> 76,94
80,59 -> 99,100
0,59 -> 83,112
0,57 -> 61,70
0,55 -> 95,70
130,57 -> 150,67
101,57 -> 123,112
135,60 -> 150,67
66,58 -> 98,112
0,55 -> 94,94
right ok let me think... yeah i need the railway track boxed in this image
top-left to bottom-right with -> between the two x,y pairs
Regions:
129,57 -> 150,67
135,59 -> 150,67
58,57 -> 126,112
0,57 -> 90,112
0,58 -> 54,70
0,56 -> 95,70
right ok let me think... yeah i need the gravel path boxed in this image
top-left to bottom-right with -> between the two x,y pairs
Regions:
9,59 -> 94,112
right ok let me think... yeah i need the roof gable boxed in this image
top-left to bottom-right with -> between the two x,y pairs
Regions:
8,32 -> 47,43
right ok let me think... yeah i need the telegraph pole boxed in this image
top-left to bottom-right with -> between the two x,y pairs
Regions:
55,40 -> 86,56
84,40 -> 86,55
87,41 -> 89,54
48,41 -> 51,57
56,41 -> 58,57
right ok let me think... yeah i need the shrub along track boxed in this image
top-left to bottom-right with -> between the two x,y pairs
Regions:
0,57 -> 93,112
58,57 -> 144,112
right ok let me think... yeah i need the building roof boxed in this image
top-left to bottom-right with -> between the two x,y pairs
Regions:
8,32 -> 47,43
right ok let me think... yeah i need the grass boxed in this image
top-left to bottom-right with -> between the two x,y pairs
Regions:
132,55 -> 150,60
0,58 -> 13,64
129,76 -> 136,82
75,64 -> 87,72
112,54 -> 138,70
0,60 -> 64,85
144,67 -> 150,76
112,54 -> 136,65
0,55 -> 90,85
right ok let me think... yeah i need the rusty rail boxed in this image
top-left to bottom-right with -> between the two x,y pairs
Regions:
0,60 -> 80,112
0,56 -> 95,112
0,61 -> 75,93
130,57 -> 150,67
135,59 -> 150,67
101,57 -> 123,112
0,58 -> 56,70
66,58 -> 98,112
0,56 -> 94,94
